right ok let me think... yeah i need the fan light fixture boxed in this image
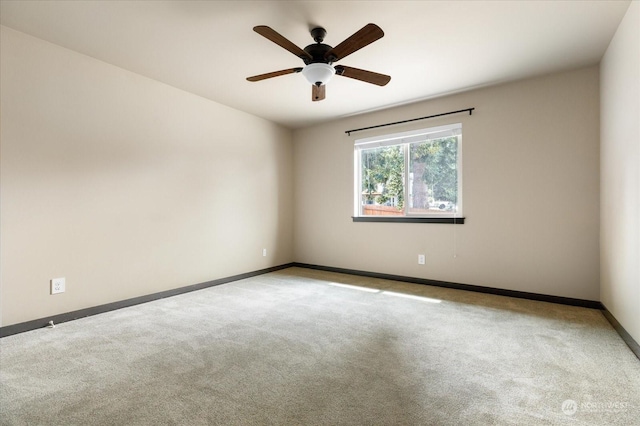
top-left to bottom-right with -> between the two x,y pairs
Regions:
301,63 -> 334,86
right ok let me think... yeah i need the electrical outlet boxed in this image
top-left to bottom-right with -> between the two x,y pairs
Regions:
418,254 -> 425,265
51,277 -> 65,295
262,248 -> 267,257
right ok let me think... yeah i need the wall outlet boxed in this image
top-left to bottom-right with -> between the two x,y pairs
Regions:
51,277 -> 65,294
418,254 -> 426,265
262,248 -> 267,257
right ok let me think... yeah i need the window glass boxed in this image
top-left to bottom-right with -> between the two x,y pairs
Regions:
408,137 -> 458,215
361,145 -> 405,216
355,123 -> 462,218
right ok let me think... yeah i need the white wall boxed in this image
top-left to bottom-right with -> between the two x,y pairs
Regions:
0,26 -> 294,327
293,66 -> 600,301
600,1 -> 640,343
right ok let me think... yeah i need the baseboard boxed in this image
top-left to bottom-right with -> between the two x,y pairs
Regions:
0,263 -> 295,338
291,262 -> 604,309
291,263 -> 640,360
601,306 -> 640,361
5,262 -> 636,362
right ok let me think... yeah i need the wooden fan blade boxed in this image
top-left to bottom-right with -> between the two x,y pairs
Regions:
335,65 -> 391,86
246,68 -> 303,82
325,23 -> 384,62
312,84 -> 326,101
253,26 -> 313,61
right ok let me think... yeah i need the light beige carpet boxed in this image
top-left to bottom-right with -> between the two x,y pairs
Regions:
1,267 -> 639,425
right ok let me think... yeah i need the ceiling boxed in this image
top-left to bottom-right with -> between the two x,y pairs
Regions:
0,0 -> 631,129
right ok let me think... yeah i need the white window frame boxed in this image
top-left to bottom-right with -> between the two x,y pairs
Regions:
354,123 -> 463,220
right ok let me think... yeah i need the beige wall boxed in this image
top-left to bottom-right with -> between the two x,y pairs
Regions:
293,66 -> 600,301
0,26 -> 294,327
600,2 -> 639,343
2,18 -> 624,329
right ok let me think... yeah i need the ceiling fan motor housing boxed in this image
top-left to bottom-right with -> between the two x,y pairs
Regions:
303,43 -> 334,65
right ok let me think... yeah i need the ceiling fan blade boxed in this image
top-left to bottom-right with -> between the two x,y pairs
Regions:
253,26 -> 313,61
335,65 -> 391,86
312,84 -> 326,101
246,68 -> 303,82
325,23 -> 384,62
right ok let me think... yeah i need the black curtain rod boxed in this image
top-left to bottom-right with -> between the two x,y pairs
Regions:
345,107 -> 475,136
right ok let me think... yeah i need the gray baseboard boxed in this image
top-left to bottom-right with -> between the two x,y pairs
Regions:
601,306 -> 640,361
3,261 -> 638,363
292,262 -> 604,309
0,263 -> 295,338
291,262 -> 639,361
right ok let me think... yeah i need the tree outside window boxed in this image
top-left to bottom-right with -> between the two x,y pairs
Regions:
355,123 -> 462,218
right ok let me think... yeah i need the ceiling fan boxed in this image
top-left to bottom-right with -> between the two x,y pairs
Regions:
246,24 -> 391,101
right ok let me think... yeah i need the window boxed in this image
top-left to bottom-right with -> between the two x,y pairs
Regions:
354,123 -> 463,223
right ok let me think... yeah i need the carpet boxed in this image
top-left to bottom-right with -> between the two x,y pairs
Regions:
1,267 -> 638,425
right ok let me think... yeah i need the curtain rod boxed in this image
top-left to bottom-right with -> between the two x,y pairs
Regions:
345,107 -> 475,136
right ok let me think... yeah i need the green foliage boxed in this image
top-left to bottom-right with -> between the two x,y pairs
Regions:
413,137 -> 458,203
361,136 -> 458,211
361,145 -> 404,210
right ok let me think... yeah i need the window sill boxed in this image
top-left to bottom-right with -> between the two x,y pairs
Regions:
352,216 -> 465,224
